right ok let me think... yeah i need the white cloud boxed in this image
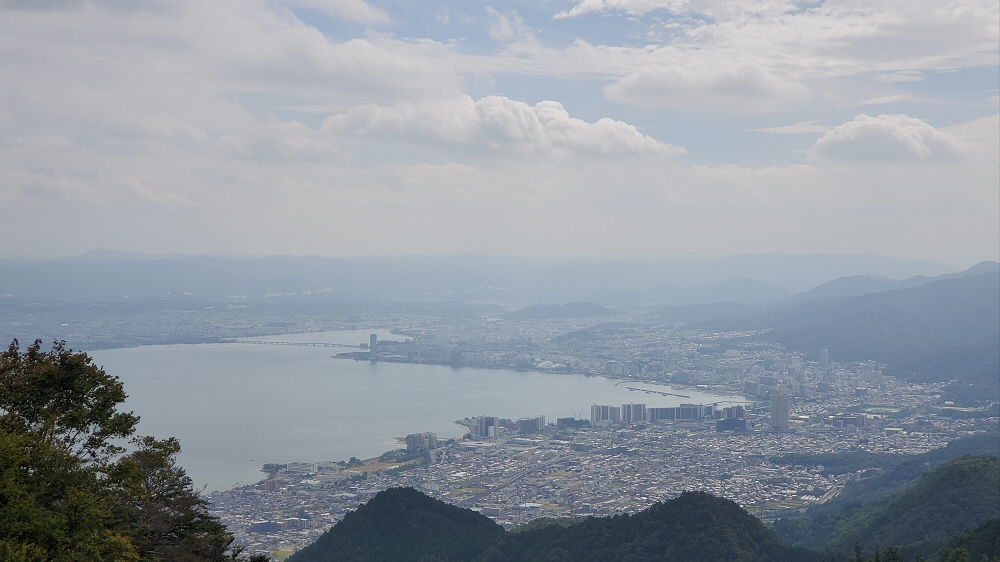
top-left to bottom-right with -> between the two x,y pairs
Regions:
286,0 -> 389,24
554,0 -> 684,19
811,114 -> 962,162
605,63 -> 810,112
857,94 -> 912,106
322,95 -> 684,157
877,70 -> 924,83
752,121 -> 830,135
536,1 -> 999,94
555,0 -> 791,20
486,6 -> 532,43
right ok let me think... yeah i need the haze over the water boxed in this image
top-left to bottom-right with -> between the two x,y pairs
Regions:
1,1 -> 997,264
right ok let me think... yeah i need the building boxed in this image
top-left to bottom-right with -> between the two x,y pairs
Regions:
716,418 -> 748,432
770,392 -> 790,431
590,404 -> 621,427
621,403 -> 647,424
819,348 -> 830,368
516,416 -> 545,434
556,417 -> 589,428
648,403 -> 714,422
722,405 -> 746,419
405,432 -> 438,451
474,416 -> 498,439
369,333 -> 377,361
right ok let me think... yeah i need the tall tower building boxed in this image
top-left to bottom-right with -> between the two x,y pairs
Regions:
819,348 -> 830,369
770,392 -> 790,431
369,333 -> 377,361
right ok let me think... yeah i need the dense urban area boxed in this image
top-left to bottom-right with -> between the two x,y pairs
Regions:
205,316 -> 998,557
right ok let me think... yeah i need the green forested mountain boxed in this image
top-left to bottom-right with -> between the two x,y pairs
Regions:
477,491 -> 816,562
290,489 -> 817,562
287,487 -> 505,562
775,455 -> 1000,559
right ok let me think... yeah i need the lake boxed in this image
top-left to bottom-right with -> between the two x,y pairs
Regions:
92,329 -> 738,490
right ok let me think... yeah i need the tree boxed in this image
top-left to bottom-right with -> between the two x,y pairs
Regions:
0,427 -> 138,560
0,339 -> 236,560
0,339 -> 138,461
104,436 -> 235,561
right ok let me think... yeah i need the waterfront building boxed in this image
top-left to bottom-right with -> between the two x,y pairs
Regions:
405,432 -> 438,451
516,416 -> 545,434
590,404 -> 621,427
474,416 -> 498,439
621,403 -> 647,424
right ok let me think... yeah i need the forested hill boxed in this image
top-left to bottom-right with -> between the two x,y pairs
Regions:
775,455 -> 1000,559
288,489 -> 817,562
475,491 -> 816,562
287,487 -> 504,562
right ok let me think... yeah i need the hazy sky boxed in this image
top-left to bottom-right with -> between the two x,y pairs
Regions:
1,0 -> 997,265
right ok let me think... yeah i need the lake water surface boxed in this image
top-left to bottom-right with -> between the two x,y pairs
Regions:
93,329 -> 738,490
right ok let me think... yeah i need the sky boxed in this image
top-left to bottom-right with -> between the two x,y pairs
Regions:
1,0 -> 997,265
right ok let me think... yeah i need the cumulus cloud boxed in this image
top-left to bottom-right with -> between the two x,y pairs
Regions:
810,114 -> 962,161
323,96 -> 684,157
605,64 -> 810,112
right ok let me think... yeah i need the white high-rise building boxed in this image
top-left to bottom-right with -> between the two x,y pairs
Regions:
621,403 -> 647,424
590,404 -> 621,426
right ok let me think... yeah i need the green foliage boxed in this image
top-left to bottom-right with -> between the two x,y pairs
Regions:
291,489 -> 818,562
776,456 -> 1000,559
103,436 -> 235,560
937,518 -> 1000,562
772,450 -> 901,475
0,339 -> 235,560
0,428 -> 139,560
288,487 -> 504,562
0,339 -> 139,460
509,516 -> 585,534
479,491 -> 816,562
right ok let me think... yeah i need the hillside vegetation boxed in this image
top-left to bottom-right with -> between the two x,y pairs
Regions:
775,455 -> 1000,558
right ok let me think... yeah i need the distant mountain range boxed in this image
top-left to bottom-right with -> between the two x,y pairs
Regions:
672,263 -> 1000,403
0,252 -> 955,304
652,260 -> 999,323
506,301 -> 615,319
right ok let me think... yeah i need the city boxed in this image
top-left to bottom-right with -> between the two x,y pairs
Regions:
207,323 -> 997,557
